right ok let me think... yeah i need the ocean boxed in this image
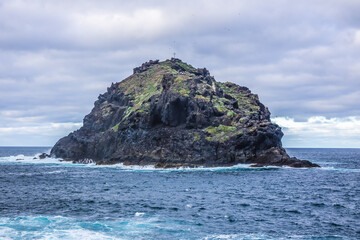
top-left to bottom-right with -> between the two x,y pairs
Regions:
0,147 -> 359,239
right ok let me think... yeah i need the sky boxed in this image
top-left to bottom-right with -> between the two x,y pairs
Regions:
0,0 -> 359,147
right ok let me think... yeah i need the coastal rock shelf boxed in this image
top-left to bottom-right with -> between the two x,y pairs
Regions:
51,58 -> 319,168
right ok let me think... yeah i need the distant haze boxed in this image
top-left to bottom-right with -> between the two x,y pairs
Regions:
0,0 -> 359,147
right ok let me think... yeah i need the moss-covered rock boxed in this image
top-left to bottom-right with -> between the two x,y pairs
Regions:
51,58 -> 319,168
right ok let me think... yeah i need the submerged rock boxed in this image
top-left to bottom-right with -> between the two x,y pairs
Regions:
51,58 -> 319,168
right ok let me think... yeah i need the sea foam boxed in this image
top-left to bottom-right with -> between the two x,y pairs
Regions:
0,215 -> 189,240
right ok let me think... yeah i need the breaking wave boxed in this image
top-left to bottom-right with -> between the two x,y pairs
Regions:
1,153 -> 359,173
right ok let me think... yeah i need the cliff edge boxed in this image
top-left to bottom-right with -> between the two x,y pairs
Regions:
51,58 -> 319,168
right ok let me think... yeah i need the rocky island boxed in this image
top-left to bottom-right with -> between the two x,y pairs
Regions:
51,58 -> 319,168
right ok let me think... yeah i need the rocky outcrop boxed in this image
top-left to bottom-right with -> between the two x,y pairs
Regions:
39,153 -> 51,159
51,58 -> 319,168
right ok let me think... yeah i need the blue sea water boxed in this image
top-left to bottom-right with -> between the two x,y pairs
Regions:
0,147 -> 359,239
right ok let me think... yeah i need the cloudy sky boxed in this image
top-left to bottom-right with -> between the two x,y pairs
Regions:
0,0 -> 359,147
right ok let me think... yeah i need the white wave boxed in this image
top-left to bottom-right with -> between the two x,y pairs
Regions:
41,228 -> 116,240
0,216 -> 117,240
101,163 -> 274,172
0,155 -> 68,165
0,215 -> 183,240
0,151 -> 268,171
45,170 -> 67,174
106,163 -> 359,173
0,155 -> 284,171
203,233 -> 271,240
92,162 -> 156,170
134,212 -> 145,217
2,153 -> 337,172
8,170 -> 68,176
203,234 -> 346,240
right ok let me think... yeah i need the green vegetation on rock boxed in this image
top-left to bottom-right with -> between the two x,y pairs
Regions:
112,123 -> 120,132
110,60 -> 199,130
111,60 -> 263,134
193,132 -> 201,141
226,110 -> 236,118
195,94 -> 210,102
173,76 -> 191,97
217,82 -> 260,116
212,97 -> 228,112
204,124 -> 237,142
117,65 -> 163,122
177,61 -> 196,72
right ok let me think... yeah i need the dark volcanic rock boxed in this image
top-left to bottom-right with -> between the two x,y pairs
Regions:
51,58 -> 319,168
39,153 -> 51,159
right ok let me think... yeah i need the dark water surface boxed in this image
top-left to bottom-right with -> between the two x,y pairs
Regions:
0,147 -> 359,239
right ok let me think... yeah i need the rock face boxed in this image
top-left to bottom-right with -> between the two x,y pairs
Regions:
51,58 -> 319,168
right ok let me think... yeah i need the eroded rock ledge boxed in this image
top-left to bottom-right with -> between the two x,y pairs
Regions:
51,58 -> 319,168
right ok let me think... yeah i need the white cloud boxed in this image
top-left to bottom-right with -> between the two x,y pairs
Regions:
354,30 -> 360,45
0,122 -> 82,146
69,9 -> 169,47
272,116 -> 360,148
0,122 -> 82,135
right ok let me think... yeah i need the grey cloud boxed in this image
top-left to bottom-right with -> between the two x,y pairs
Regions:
0,0 -> 359,146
